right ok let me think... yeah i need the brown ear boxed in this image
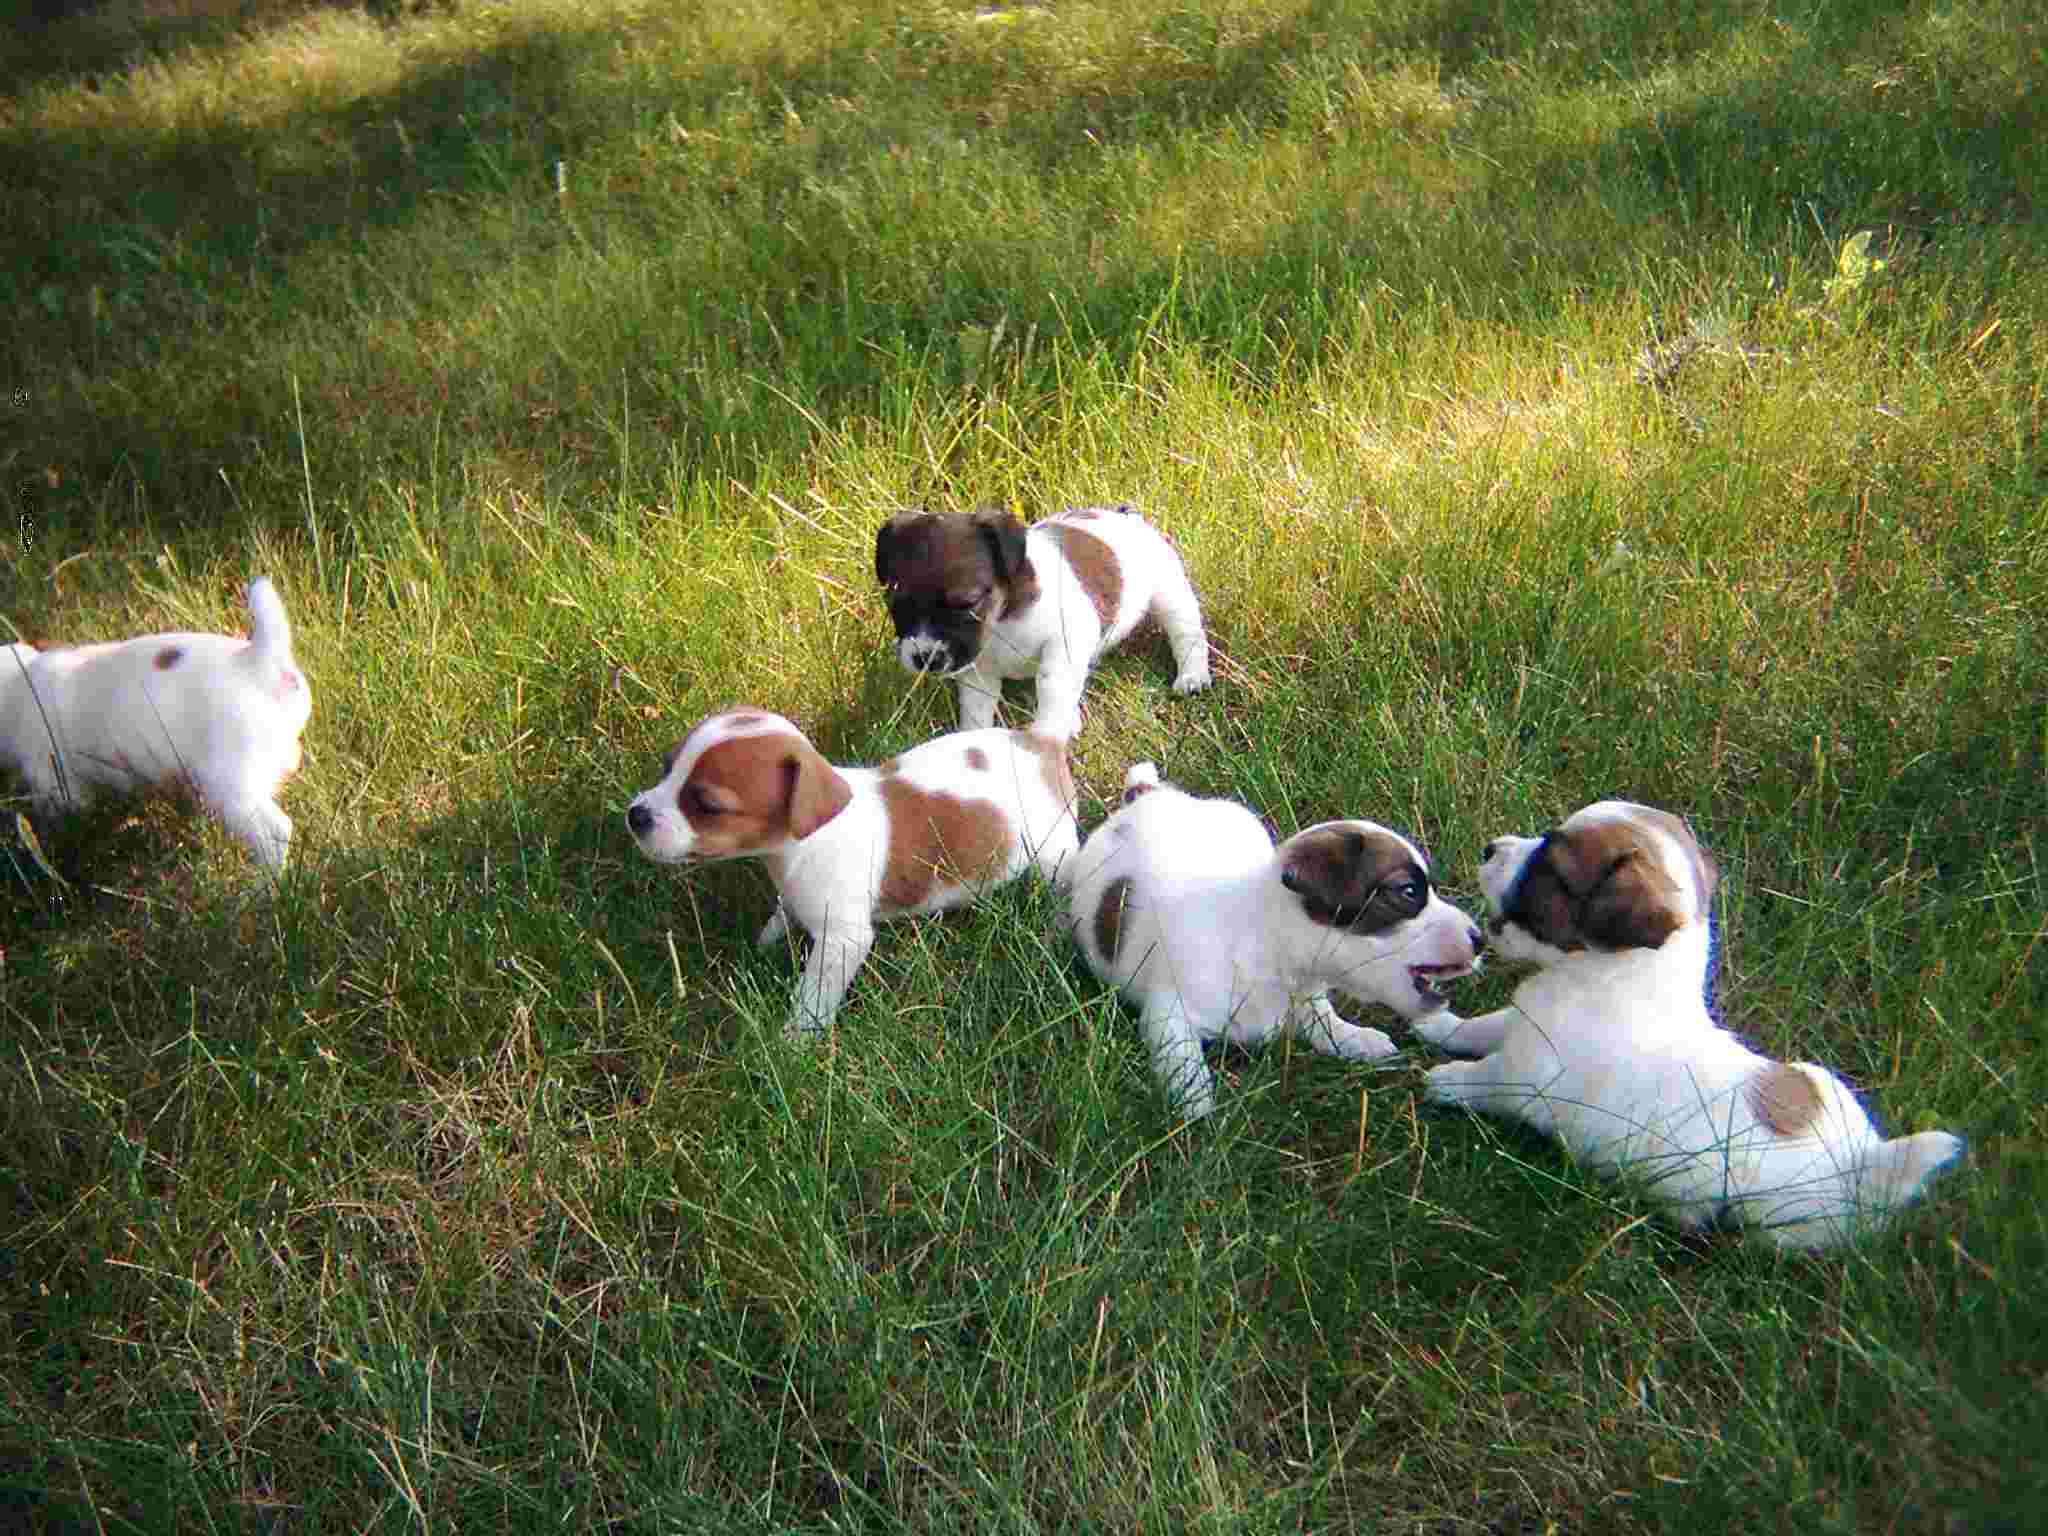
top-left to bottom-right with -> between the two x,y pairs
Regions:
874,513 -> 925,585
1579,848 -> 1685,950
1281,825 -> 1406,931
972,509 -> 1029,581
784,748 -> 854,840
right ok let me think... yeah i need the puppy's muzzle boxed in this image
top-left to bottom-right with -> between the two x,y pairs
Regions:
897,636 -> 960,675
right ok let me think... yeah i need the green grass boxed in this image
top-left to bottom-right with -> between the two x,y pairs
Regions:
2,0 -> 2044,1529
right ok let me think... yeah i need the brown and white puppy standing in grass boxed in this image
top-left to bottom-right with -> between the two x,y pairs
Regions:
1060,762 -> 1483,1120
0,577 -> 312,871
873,504 -> 1211,740
626,708 -> 1081,1039
1417,800 -> 1965,1250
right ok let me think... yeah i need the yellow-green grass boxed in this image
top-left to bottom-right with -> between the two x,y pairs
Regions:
2,0 -> 2043,1529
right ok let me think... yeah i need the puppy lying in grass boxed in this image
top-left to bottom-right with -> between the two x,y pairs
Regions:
1061,761 -> 1482,1119
1417,800 -> 1965,1250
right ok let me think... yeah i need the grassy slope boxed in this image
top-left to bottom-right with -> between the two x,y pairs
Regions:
2,0 -> 2043,1530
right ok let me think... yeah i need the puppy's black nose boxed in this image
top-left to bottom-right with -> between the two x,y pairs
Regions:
626,803 -> 653,836
1482,839 -> 1502,860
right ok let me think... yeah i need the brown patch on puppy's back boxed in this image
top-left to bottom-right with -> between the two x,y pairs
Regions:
1047,524 -> 1121,628
1094,876 -> 1133,963
878,780 -> 1014,911
1747,1062 -> 1827,1137
154,645 -> 183,670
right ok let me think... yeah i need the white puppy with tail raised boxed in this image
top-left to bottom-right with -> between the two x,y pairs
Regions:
626,708 -> 1080,1039
1,577 -> 312,870
874,504 -> 1211,740
1061,762 -> 1483,1119
1417,800 -> 1964,1250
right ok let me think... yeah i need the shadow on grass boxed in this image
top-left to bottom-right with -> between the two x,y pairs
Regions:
0,0 -> 1816,554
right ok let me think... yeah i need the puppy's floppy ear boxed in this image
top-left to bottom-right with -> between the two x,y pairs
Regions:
1578,847 -> 1686,950
1280,825 -> 1371,925
971,509 -> 1029,582
874,512 -> 926,586
783,747 -> 854,840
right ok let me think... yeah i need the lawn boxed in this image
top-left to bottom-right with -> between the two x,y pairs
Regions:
1,0 -> 2043,1529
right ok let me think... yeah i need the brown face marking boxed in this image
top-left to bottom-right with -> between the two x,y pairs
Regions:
680,734 -> 851,856
1047,524 -> 1121,628
1094,875 -> 1133,963
1280,824 -> 1429,935
154,645 -> 183,670
877,779 -> 1014,911
1513,819 -> 1686,952
876,513 -> 1014,601
723,711 -> 768,730
1624,805 -> 1719,909
965,746 -> 990,771
1017,730 -> 1075,806
1747,1062 -> 1827,1137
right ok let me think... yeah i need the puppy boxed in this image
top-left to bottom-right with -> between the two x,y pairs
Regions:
1416,800 -> 1965,1250
626,708 -> 1081,1038
1061,762 -> 1483,1119
874,504 -> 1211,739
1,577 -> 311,871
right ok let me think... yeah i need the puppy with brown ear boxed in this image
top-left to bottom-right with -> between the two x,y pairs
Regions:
1060,762 -> 1482,1119
626,708 -> 1080,1039
874,504 -> 1211,740
1417,800 -> 1965,1250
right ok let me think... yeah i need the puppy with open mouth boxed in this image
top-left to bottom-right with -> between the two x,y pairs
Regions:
626,708 -> 1081,1039
874,503 -> 1211,740
1060,762 -> 1482,1119
1,577 -> 312,871
1416,800 -> 1965,1250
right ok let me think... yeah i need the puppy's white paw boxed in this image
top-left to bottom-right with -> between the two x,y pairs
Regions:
758,908 -> 790,947
1171,661 -> 1213,695
1421,1059 -> 1486,1107
1409,1012 -> 1463,1049
1337,1025 -> 1399,1061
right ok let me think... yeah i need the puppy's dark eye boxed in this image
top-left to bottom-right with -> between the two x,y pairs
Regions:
680,786 -> 723,818
1378,876 -> 1427,911
944,589 -> 988,612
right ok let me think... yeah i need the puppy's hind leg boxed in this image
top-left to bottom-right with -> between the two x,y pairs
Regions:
1860,1130 -> 1967,1215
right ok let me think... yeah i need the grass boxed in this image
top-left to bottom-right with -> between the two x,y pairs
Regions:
1,0 -> 2044,1529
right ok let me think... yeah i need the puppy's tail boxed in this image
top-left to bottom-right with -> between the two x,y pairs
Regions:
1120,761 -> 1161,806
240,577 -> 297,664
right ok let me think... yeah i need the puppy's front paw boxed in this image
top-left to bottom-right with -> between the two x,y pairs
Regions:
1339,1025 -> 1399,1061
758,908 -> 789,947
1171,661 -> 1213,695
1409,1012 -> 1464,1049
